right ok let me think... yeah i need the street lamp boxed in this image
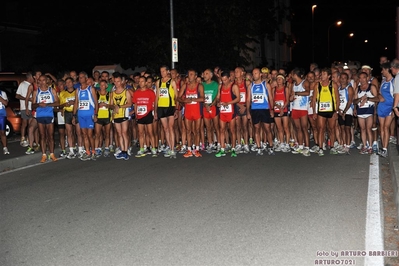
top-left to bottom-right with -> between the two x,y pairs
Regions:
311,5 -> 317,62
342,32 -> 354,61
327,20 -> 342,66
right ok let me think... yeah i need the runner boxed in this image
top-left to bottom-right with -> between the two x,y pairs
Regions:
32,75 -> 59,163
177,69 -> 204,158
215,71 -> 240,157
133,76 -> 157,158
246,67 -> 275,156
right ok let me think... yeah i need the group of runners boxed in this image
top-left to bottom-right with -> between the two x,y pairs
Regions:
6,57 -> 399,162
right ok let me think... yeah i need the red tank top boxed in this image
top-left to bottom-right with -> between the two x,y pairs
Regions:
274,86 -> 288,112
184,83 -> 200,113
235,80 -> 246,104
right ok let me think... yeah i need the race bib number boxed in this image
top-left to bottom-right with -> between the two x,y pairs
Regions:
239,92 -> 246,104
137,105 -> 147,116
205,93 -> 212,104
220,104 -> 232,113
339,95 -> 345,104
66,97 -> 75,103
159,88 -> 169,98
252,93 -> 264,103
99,101 -> 109,109
79,100 -> 90,110
274,100 -> 284,110
186,94 -> 198,105
40,94 -> 51,103
319,102 -> 332,111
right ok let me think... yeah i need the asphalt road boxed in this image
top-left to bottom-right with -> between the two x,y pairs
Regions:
0,140 -> 377,266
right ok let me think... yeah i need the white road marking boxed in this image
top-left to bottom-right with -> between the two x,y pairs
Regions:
364,154 -> 384,266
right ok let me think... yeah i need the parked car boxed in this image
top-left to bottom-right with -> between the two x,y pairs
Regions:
0,73 -> 26,137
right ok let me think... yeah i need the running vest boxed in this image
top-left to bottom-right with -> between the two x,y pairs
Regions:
113,89 -> 128,119
317,81 -> 336,112
203,80 -> 219,105
220,84 -> 236,113
184,83 -> 201,109
292,80 -> 308,110
235,80 -> 247,105
379,78 -> 394,108
60,89 -> 75,112
250,81 -> 269,110
158,79 -> 176,107
274,86 -> 287,112
356,84 -> 374,115
338,85 -> 353,115
36,87 -> 55,118
77,86 -> 95,117
97,91 -> 110,119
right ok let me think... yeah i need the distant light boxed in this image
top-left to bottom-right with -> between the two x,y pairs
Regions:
364,40 -> 368,43
349,33 -> 354,37
384,47 -> 388,50
337,21 -> 342,26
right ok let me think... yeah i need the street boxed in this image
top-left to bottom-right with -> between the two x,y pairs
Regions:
0,145 -> 387,266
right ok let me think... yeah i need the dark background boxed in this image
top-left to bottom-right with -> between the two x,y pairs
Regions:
1,1 -> 398,76
291,1 -> 398,70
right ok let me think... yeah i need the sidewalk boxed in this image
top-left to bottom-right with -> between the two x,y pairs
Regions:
0,134 -> 62,173
389,142 -> 399,222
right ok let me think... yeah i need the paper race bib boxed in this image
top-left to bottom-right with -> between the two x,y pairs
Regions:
220,104 -> 232,113
205,93 -> 212,104
137,105 -> 147,116
319,102 -> 332,112
40,94 -> 52,103
159,88 -> 169,98
252,93 -> 264,103
239,92 -> 246,104
186,94 -> 198,105
79,100 -> 90,110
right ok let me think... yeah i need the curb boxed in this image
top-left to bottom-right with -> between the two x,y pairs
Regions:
0,148 -> 62,173
388,143 -> 399,223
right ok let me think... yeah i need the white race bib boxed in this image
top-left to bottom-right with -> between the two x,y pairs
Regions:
205,93 -> 212,104
252,93 -> 264,103
239,92 -> 246,104
137,105 -> 147,116
319,102 -> 332,111
40,94 -> 52,103
159,88 -> 169,98
220,104 -> 232,113
79,100 -> 90,110
186,94 -> 198,105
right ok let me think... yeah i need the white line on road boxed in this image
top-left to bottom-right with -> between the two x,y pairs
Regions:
364,154 -> 384,266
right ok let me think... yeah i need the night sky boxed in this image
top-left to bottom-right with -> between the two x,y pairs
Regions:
291,0 -> 398,70
2,1 -> 398,75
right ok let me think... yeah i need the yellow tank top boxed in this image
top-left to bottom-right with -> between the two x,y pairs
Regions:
113,89 -> 127,119
60,90 -> 75,112
318,82 -> 336,112
97,92 -> 110,119
157,79 -> 176,107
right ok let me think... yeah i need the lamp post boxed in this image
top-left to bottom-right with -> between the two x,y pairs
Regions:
342,32 -> 354,61
327,20 -> 342,66
311,5 -> 317,63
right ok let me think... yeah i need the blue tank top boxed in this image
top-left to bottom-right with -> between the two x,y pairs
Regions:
36,87 -> 55,118
0,91 -> 7,117
357,84 -> 374,115
379,78 -> 394,108
77,86 -> 95,117
250,81 -> 269,110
